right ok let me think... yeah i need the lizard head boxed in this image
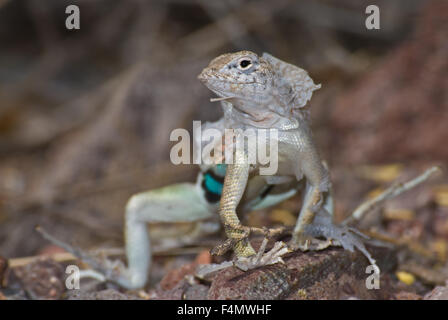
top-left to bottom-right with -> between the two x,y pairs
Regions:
198,51 -> 273,108
198,51 -> 321,123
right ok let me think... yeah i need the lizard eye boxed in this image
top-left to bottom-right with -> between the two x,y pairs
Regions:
238,58 -> 252,70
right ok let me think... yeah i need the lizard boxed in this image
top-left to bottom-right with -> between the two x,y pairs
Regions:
69,51 -> 377,289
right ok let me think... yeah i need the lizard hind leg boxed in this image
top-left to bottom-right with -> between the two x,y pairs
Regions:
79,183 -> 216,289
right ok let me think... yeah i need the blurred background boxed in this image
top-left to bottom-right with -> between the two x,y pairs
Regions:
0,0 -> 446,285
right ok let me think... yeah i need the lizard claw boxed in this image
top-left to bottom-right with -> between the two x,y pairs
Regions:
195,239 -> 291,278
233,238 -> 291,271
288,233 -> 312,251
78,255 -> 129,284
211,224 -> 290,256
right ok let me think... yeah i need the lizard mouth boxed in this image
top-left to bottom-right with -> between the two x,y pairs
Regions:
198,71 -> 261,86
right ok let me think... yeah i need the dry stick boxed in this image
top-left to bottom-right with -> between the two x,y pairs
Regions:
1,1 -> 134,102
8,247 -> 208,269
35,226 -> 106,273
343,166 -> 441,226
178,0 -> 292,56
6,64 -> 144,218
8,252 -> 77,268
9,226 -> 208,268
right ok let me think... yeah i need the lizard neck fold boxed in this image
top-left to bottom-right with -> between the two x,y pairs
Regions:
221,101 -> 310,131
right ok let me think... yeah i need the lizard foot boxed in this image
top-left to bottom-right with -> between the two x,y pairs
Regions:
196,238 -> 290,278
211,225 -> 289,256
35,226 -> 142,287
78,256 -> 148,289
78,258 -> 124,283
233,238 -> 291,271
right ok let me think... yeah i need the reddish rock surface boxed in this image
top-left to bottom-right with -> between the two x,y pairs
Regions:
150,245 -> 398,300
12,257 -> 65,300
424,282 -> 448,300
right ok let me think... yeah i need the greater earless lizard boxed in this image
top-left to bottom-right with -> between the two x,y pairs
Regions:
74,51 -> 377,289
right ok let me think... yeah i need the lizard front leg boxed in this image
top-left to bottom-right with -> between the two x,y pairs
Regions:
291,182 -> 324,249
217,148 -> 256,257
290,142 -> 331,250
203,171 -> 290,276
211,147 -> 290,274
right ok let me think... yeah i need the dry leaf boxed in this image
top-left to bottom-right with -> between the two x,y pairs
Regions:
396,271 -> 415,285
356,164 -> 403,183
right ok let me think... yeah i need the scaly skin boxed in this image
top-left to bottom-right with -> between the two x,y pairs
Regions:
64,51 -> 339,289
48,51 -> 383,289
198,51 -> 331,256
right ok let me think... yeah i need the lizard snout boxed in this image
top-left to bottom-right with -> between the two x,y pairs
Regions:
197,70 -> 209,83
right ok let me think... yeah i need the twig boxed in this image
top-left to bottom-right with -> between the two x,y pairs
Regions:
7,246 -> 209,269
343,166 -> 441,225
35,225 -> 105,272
7,226 -> 210,268
178,0 -> 292,56
8,252 -> 77,268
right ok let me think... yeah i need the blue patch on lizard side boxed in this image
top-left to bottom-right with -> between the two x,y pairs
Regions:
201,165 -> 227,203
204,173 -> 223,195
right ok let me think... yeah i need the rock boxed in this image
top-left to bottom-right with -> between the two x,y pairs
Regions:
424,282 -> 448,300
12,257 -> 65,300
152,244 -> 398,300
149,277 -> 209,300
66,288 -> 136,300
207,246 -> 397,300
207,263 -> 295,300
159,263 -> 198,291
394,291 -> 422,300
